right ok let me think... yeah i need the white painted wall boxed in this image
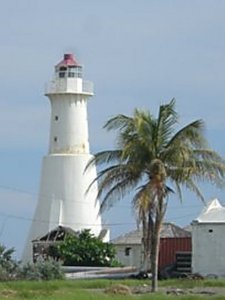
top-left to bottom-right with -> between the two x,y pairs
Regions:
192,222 -> 225,276
23,154 -> 102,261
114,244 -> 142,268
48,93 -> 90,154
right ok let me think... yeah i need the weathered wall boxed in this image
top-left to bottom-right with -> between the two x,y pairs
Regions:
192,222 -> 225,276
114,237 -> 192,270
159,237 -> 192,269
114,244 -> 142,268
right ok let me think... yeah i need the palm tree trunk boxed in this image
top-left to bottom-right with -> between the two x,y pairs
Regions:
150,195 -> 164,292
141,212 -> 151,272
150,215 -> 161,292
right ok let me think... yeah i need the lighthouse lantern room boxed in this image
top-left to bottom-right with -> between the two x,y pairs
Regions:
23,54 -> 103,262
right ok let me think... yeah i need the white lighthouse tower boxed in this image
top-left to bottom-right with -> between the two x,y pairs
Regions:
23,54 -> 103,261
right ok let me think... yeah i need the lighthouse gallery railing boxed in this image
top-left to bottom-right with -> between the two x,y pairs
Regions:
45,79 -> 93,95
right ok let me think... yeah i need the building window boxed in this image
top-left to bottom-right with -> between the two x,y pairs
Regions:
125,247 -> 131,256
208,229 -> 213,233
54,137 -> 58,142
55,116 -> 59,121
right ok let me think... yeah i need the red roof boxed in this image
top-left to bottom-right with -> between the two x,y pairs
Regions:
56,53 -> 80,68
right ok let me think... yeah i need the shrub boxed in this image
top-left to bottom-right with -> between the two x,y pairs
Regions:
0,245 -> 19,280
49,229 -> 120,267
18,259 -> 64,280
0,243 -> 64,281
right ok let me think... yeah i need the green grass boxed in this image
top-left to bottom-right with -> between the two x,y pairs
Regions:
159,278 -> 225,289
0,279 -> 225,299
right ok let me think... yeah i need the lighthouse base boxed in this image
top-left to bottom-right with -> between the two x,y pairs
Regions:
23,153 -> 103,262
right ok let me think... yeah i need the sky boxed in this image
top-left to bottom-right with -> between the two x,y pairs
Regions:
1,0 -> 225,258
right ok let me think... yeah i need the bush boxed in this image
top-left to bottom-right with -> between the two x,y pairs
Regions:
49,229 -> 120,267
0,243 -> 64,281
0,245 -> 19,280
18,259 -> 64,280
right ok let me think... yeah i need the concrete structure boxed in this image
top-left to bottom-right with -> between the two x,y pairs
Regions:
112,223 -> 191,270
192,198 -> 225,277
23,54 -> 103,261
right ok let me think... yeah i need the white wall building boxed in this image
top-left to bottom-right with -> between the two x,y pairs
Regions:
23,54 -> 104,261
192,198 -> 225,277
112,223 -> 191,270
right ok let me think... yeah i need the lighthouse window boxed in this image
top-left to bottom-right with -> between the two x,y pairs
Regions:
68,66 -> 82,78
58,67 -> 67,78
77,66 -> 82,78
68,66 -> 75,78
59,72 -> 65,78
68,72 -> 75,78
55,116 -> 59,121
54,137 -> 58,142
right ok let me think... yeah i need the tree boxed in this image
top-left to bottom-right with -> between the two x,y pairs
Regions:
49,229 -> 119,267
87,99 -> 225,291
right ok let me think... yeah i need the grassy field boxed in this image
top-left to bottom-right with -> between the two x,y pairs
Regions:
0,278 -> 225,299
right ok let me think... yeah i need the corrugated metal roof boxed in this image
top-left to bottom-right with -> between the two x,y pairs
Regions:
194,198 -> 225,223
33,226 -> 77,242
111,223 -> 191,245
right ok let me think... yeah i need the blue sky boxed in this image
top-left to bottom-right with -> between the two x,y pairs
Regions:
1,0 -> 225,258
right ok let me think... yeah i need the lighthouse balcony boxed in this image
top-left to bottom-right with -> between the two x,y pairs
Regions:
45,79 -> 93,95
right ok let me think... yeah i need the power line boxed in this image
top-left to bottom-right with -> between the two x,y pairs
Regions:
0,184 -> 204,209
0,185 -> 37,196
0,184 -> 201,232
0,208 -> 197,228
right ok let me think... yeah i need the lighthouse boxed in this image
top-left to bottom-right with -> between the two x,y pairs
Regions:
23,54 -> 103,261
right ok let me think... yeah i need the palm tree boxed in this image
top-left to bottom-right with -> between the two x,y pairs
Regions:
87,99 -> 225,291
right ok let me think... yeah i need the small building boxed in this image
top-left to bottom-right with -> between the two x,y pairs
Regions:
32,226 -> 77,262
192,198 -> 225,277
111,223 -> 191,270
32,225 -> 109,263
